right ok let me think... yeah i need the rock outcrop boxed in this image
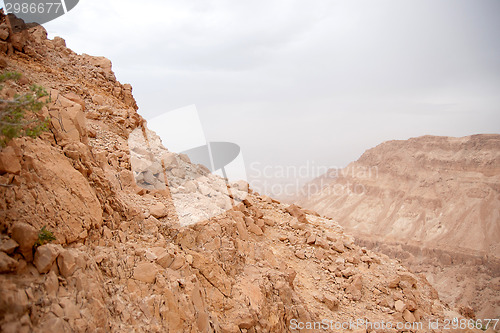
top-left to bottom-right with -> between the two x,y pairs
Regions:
0,13 -> 484,332
298,134 -> 500,321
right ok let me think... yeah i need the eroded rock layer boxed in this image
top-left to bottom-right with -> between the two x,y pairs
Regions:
298,134 -> 500,320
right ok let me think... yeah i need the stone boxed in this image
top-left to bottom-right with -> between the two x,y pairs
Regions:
331,239 -> 345,253
171,168 -> 186,179
0,146 -> 21,175
44,270 -> 59,296
248,224 -> 263,236
39,314 -> 70,333
7,16 -> 28,51
285,204 -> 308,223
263,218 -> 275,226
235,218 -> 248,241
322,294 -> 339,311
156,252 -> 175,269
57,249 -> 77,278
82,54 -> 112,73
290,218 -> 306,230
64,92 -> 85,110
244,216 -> 254,227
102,226 -> 112,239
162,152 -> 179,170
406,299 -> 417,311
169,255 -> 185,270
394,300 -> 405,312
92,94 -> 106,106
11,222 -> 38,261
294,249 -> 306,260
315,248 -> 326,260
398,272 -> 418,288
150,202 -> 168,218
178,153 -> 190,163
133,262 -> 159,283
341,266 -> 355,278
52,36 -> 66,48
48,90 -> 87,143
413,308 -> 423,321
184,180 -> 197,193
0,24 -> 9,40
0,238 -> 18,254
59,298 -> 81,319
51,303 -> 64,317
0,41 -> 8,54
402,309 -> 416,322
346,275 -> 363,301
0,251 -> 17,273
34,244 -> 60,274
237,311 -> 256,329
314,237 -> 329,249
306,234 -> 316,244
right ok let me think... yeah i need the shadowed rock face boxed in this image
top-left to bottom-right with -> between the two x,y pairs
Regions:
298,134 -> 500,320
0,13 -> 477,333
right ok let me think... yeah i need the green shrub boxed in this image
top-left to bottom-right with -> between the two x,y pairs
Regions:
35,226 -> 56,247
0,71 -> 50,147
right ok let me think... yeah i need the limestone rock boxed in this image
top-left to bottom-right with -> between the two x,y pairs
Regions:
63,92 -> 85,110
82,54 -> 112,74
133,262 -> 160,283
44,270 -> 59,296
394,299 -> 405,312
402,309 -> 416,322
248,223 -> 263,236
0,251 -> 17,273
10,222 -> 38,262
149,202 -> 168,218
47,90 -> 88,144
346,275 -> 363,301
322,294 -> 339,311
57,249 -> 77,278
34,244 -> 60,274
0,146 -> 21,174
0,238 -> 18,254
331,239 -> 345,253
0,23 -> 9,40
285,204 -> 308,223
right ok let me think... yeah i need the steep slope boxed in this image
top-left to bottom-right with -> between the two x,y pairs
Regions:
0,13 -> 485,332
298,135 -> 500,320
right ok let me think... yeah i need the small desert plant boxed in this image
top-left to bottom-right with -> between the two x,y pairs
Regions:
35,226 -> 56,247
0,71 -> 50,147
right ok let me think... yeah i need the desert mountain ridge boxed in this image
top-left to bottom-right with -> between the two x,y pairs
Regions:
0,13 -> 492,332
297,133 -> 500,321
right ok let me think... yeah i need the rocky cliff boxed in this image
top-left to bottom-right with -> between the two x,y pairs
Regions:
298,134 -> 500,321
0,13 -> 484,332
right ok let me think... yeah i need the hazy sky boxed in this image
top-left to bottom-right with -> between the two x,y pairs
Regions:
37,0 -> 500,194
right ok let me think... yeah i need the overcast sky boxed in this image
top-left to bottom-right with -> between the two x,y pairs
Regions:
37,0 -> 500,195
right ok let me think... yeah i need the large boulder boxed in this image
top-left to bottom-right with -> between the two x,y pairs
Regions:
2,140 -> 102,244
